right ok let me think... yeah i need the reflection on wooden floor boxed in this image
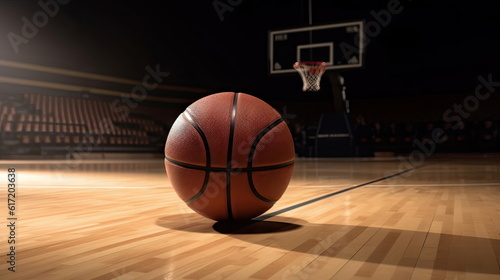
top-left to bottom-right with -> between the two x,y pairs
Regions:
0,156 -> 499,279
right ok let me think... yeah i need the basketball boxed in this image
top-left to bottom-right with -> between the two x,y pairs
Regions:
164,92 -> 295,221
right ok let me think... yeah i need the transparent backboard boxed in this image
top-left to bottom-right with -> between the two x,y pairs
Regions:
269,21 -> 364,74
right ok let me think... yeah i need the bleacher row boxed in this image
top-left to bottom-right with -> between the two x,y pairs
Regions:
0,93 -> 171,155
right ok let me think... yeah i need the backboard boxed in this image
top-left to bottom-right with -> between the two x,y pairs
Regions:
269,21 -> 364,74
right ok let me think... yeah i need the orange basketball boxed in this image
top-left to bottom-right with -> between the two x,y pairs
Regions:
164,92 -> 295,221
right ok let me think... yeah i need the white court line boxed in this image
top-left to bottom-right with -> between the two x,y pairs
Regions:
374,182 -> 500,187
297,182 -> 500,188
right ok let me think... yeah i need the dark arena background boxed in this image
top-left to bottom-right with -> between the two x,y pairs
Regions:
0,0 -> 499,279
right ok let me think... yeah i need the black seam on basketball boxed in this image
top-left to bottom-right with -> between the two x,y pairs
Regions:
250,161 -> 294,171
180,111 -> 211,203
165,156 -> 294,172
226,92 -> 239,219
165,157 -> 207,171
247,118 -> 286,204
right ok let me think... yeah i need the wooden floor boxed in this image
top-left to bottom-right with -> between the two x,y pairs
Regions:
0,155 -> 499,280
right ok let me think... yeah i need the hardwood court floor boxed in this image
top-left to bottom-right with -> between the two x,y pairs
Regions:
0,156 -> 499,279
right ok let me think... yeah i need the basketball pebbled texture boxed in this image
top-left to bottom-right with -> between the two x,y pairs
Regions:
164,92 -> 295,221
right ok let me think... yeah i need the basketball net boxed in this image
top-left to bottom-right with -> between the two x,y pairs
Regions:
293,62 -> 327,92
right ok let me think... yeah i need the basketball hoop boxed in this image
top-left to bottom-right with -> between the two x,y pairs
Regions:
293,62 -> 327,92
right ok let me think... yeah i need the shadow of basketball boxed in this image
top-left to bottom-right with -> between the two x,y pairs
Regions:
156,213 -> 215,233
156,214 -> 303,234
212,220 -> 302,234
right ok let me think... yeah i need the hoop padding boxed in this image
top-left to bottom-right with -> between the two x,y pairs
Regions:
293,62 -> 327,92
